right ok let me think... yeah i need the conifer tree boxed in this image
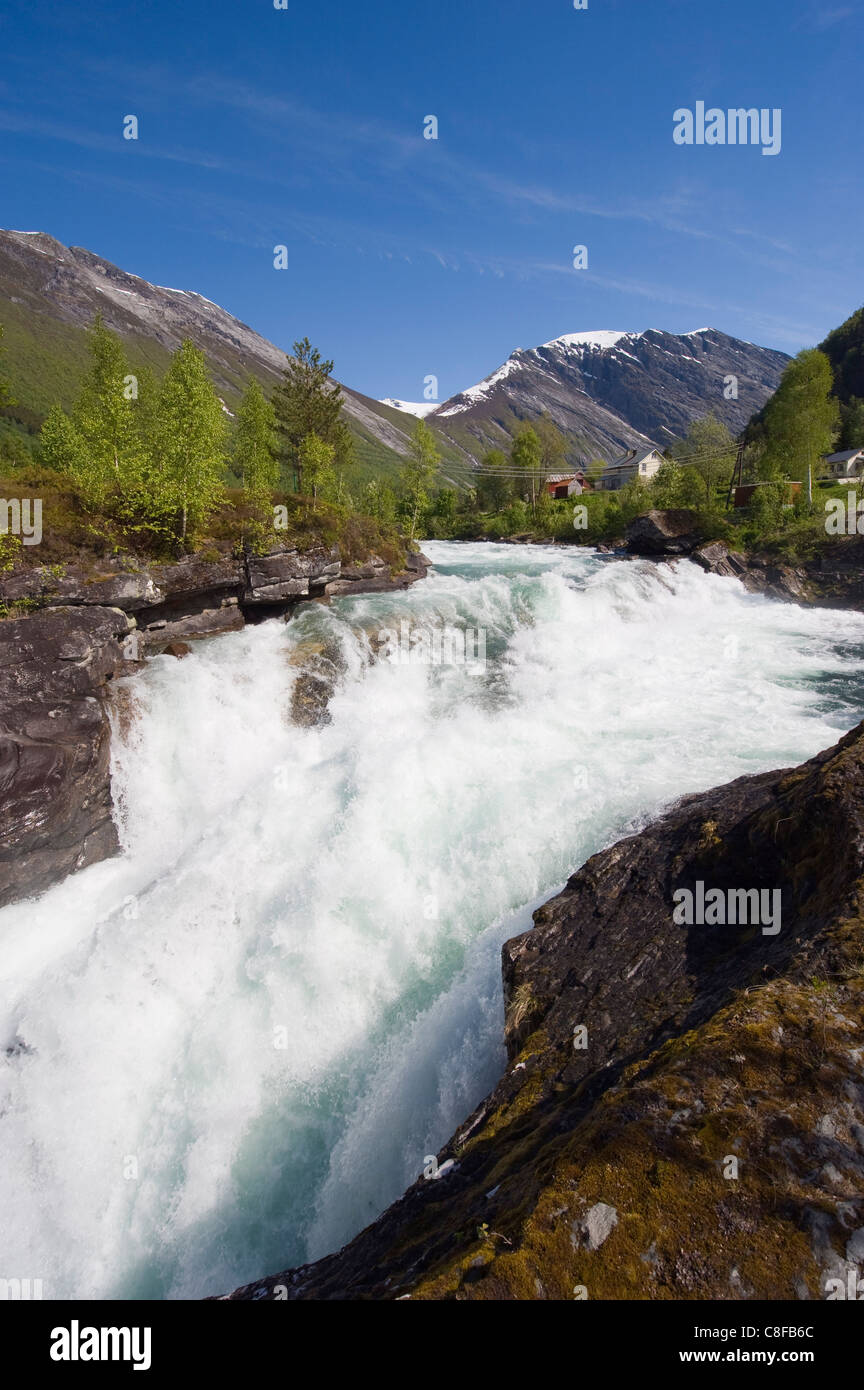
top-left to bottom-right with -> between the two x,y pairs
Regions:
272,338 -> 353,491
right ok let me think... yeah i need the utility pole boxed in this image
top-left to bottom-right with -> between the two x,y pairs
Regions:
725,440 -> 745,511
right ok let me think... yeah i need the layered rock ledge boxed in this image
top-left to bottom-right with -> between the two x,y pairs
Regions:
0,543 -> 429,906
221,722 -> 864,1301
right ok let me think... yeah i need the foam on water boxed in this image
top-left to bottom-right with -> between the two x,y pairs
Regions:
2,541 -> 864,1298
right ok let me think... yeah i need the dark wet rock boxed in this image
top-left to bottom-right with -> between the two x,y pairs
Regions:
405,551 -> 431,576
690,540 -> 742,576
219,721 -> 864,1301
625,509 -> 703,556
288,639 -> 348,727
691,540 -> 823,604
163,642 -> 191,660
0,606 -> 131,906
141,606 -> 244,652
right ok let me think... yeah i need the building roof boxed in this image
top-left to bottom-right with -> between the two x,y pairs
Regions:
823,449 -> 864,463
604,447 -> 664,471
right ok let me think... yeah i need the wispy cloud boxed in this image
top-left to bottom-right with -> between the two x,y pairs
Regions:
796,2 -> 855,29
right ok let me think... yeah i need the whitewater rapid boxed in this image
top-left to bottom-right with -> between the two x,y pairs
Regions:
3,540 -> 864,1299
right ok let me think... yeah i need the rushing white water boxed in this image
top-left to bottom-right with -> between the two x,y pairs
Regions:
3,540 -> 864,1300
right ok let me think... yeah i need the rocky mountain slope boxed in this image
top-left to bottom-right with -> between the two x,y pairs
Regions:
0,229 -> 418,479
0,232 -> 790,482
426,328 -> 789,466
222,717 -> 864,1301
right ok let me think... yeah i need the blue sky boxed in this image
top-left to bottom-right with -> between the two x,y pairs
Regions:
0,0 -> 861,403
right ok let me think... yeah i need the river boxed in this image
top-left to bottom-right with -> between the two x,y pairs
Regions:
2,540 -> 864,1298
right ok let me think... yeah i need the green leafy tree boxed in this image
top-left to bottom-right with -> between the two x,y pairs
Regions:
298,432 -> 336,505
235,377 -> 279,524
760,349 -> 839,492
400,418 -> 440,540
39,404 -> 87,480
131,365 -> 161,457
155,339 -> 226,543
272,338 -> 353,491
427,487 -> 458,537
476,448 -> 512,510
672,413 -> 736,507
511,424 -> 542,509
534,416 -> 567,476
362,478 -> 397,526
70,315 -> 144,506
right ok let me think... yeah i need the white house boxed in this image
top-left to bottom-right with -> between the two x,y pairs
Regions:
821,449 -> 864,482
597,448 -> 666,491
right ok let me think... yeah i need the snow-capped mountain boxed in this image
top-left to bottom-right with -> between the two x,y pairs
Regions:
425,327 -> 789,463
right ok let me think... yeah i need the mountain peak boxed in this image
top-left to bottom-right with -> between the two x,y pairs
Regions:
430,324 -> 788,461
544,330 -> 633,351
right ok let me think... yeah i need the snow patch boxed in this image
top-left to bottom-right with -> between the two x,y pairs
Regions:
437,359 -> 519,416
545,330 -> 633,352
379,399 -> 439,419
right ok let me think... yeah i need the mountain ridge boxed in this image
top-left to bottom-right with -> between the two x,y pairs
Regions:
0,230 -> 789,477
418,325 -> 790,464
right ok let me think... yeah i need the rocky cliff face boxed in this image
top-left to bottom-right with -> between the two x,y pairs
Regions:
0,604 -> 131,906
0,543 -> 428,907
222,721 -> 864,1301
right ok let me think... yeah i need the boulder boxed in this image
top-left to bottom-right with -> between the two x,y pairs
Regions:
625,509 -> 702,555
288,640 -> 347,727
